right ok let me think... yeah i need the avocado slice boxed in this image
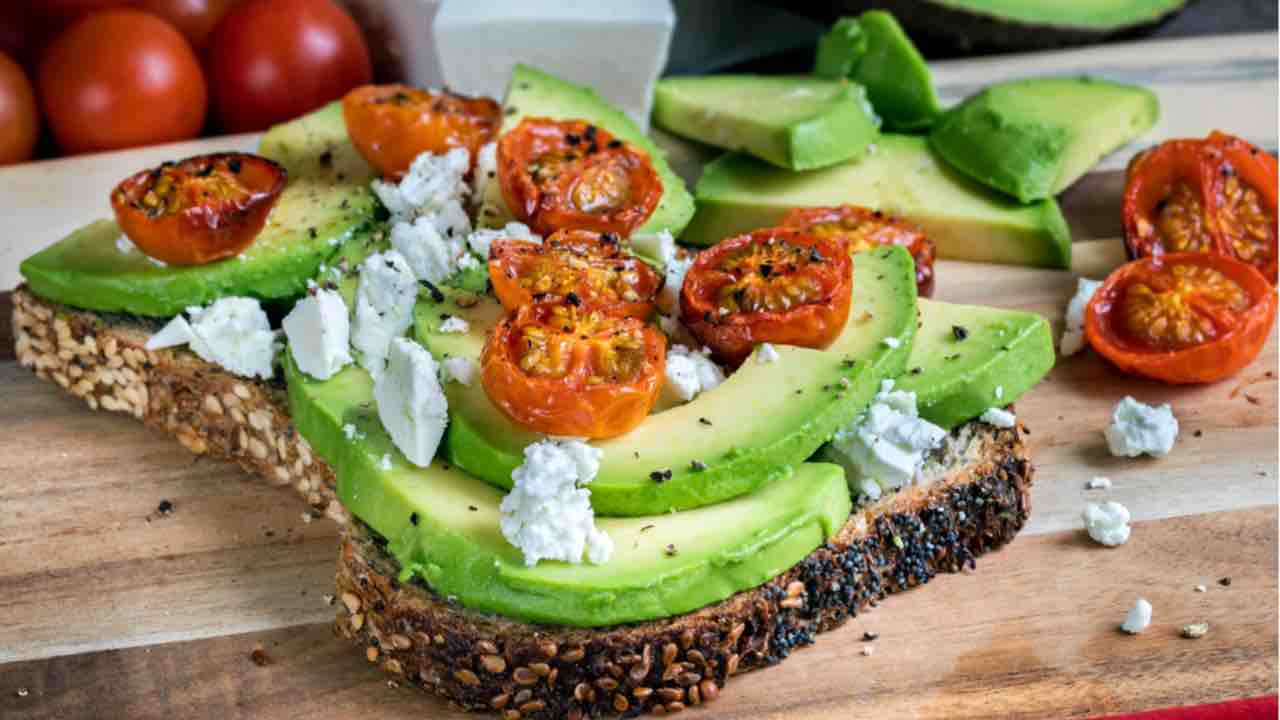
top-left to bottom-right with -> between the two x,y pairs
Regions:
895,299 -> 1054,429
651,75 -> 881,171
417,247 -> 917,516
20,102 -> 377,317
285,354 -> 852,627
814,11 -> 942,131
687,134 -> 1071,268
929,77 -> 1159,203
479,64 -> 695,237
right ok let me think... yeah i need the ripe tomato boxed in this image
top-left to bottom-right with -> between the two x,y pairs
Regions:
110,153 -> 287,266
1085,252 -> 1276,384
780,204 -> 936,297
488,229 -> 660,318
343,84 -> 500,179
497,118 -> 662,237
138,0 -> 243,50
0,52 -> 37,166
38,10 -> 207,154
680,227 -> 853,366
1123,132 -> 1278,284
206,0 -> 371,133
481,303 -> 665,438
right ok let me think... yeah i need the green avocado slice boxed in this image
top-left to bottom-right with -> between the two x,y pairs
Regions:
652,75 -> 881,171
285,354 -> 852,627
929,76 -> 1159,203
19,102 -> 377,317
895,298 -> 1055,429
479,64 -> 695,237
416,246 -> 917,516
686,133 -> 1071,269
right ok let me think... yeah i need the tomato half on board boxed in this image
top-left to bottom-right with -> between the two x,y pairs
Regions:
488,229 -> 660,318
780,204 -> 936,297
1123,132 -> 1278,284
1085,252 -> 1276,384
110,153 -> 287,266
480,303 -> 665,438
497,117 -> 662,236
342,84 -> 500,179
680,227 -> 852,366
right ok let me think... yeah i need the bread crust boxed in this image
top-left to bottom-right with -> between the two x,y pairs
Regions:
334,425 -> 1034,718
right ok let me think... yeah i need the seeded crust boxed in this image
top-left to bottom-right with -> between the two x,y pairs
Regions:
12,287 -> 341,517
335,423 -> 1033,719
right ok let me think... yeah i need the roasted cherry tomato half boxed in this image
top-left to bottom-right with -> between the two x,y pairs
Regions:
680,227 -> 853,366
1085,251 -> 1276,384
480,302 -> 666,439
110,153 -> 287,266
780,204 -> 936,297
497,117 -> 662,236
489,229 -> 660,318
342,84 -> 500,179
1123,132 -> 1278,284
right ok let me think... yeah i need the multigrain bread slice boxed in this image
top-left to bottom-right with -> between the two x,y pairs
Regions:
333,424 -> 1033,719
12,286 -> 341,517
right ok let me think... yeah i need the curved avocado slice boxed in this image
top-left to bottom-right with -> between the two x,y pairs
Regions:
895,299 -> 1055,429
929,76 -> 1158,203
285,355 -> 851,627
19,102 -> 377,317
687,133 -> 1071,269
416,246 -> 916,516
652,75 -> 881,171
479,64 -> 695,237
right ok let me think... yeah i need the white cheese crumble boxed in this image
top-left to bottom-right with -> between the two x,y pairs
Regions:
440,355 -> 478,386
630,229 -> 677,265
1082,500 -> 1131,546
144,297 -> 276,379
1121,597 -> 1152,634
115,235 -> 136,254
471,140 -> 497,201
1086,476 -> 1113,490
882,336 -> 900,349
282,289 -> 352,381
980,407 -> 1017,428
372,147 -> 471,223
1060,277 -> 1102,357
657,254 -> 692,316
438,315 -> 470,334
465,222 -> 541,259
755,343 -> 781,365
389,212 -> 471,284
351,251 -> 419,375
662,344 -> 725,404
826,379 -> 947,498
499,438 -> 612,567
374,338 -> 449,467
657,313 -> 698,348
1105,396 -> 1178,458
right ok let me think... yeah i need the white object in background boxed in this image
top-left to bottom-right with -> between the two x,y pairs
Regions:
432,0 -> 675,131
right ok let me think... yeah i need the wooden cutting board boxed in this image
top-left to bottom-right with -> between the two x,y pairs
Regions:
1,32 -> 1276,720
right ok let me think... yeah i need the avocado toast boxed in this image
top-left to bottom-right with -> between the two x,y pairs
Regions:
13,57 -> 1057,718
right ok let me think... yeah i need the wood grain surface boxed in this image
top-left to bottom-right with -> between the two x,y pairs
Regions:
1,31 -> 1277,720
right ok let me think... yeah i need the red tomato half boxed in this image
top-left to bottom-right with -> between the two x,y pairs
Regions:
342,84 -> 500,179
780,204 -> 937,297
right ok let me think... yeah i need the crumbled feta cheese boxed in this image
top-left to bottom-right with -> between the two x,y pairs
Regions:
755,343 -> 781,365
379,454 -> 393,471
438,315 -> 470,334
1121,597 -> 1152,634
457,253 -> 481,271
1086,476 -> 1112,490
283,289 -> 352,380
662,344 -> 725,404
657,313 -> 698,348
465,222 -> 542,259
115,235 -> 136,254
1061,277 -> 1102,356
1082,500 -> 1131,546
826,380 -> 947,495
146,297 -> 276,379
440,355 -> 478,386
853,476 -> 882,502
1105,396 -> 1178,457
343,424 -> 359,441
372,148 -> 471,222
374,338 -> 449,467
980,407 -> 1017,428
499,438 -> 611,566
657,254 -> 692,316
882,336 -> 900,349
630,229 -> 677,265
390,213 -> 470,284
471,141 -> 497,201
352,251 -> 418,375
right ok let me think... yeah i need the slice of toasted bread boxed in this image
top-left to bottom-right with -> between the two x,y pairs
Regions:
12,286 -> 340,515
334,423 -> 1033,718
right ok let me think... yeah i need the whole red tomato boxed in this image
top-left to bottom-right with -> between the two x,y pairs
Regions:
138,0 -> 243,50
0,52 -> 37,165
206,0 -> 372,133
38,10 -> 207,154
